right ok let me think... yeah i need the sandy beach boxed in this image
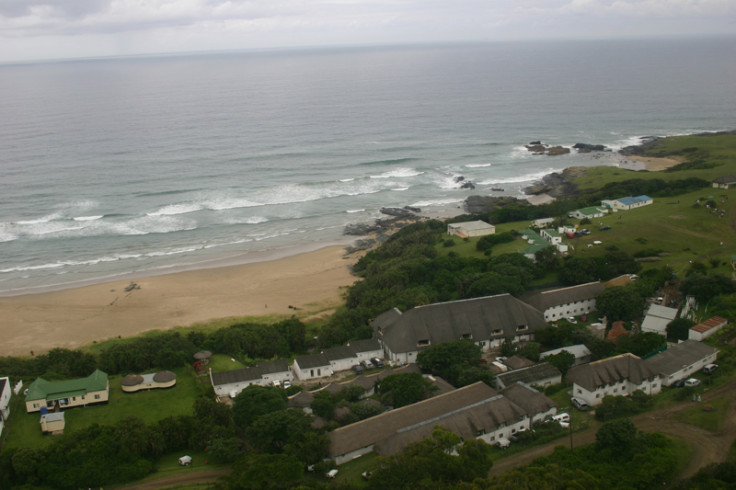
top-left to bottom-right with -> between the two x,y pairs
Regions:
0,245 -> 360,357
618,154 -> 683,171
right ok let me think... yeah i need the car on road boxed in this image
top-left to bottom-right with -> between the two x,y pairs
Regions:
702,363 -> 719,374
684,378 -> 701,387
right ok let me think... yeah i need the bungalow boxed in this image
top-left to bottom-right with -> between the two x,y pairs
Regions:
347,338 -> 383,364
494,362 -> 562,390
210,359 -> 293,397
531,217 -> 555,228
641,304 -> 679,335
328,381 -> 551,464
645,340 -> 718,387
566,353 -> 661,407
689,316 -> 728,341
501,382 -> 557,423
447,220 -> 495,238
0,377 -> 10,437
601,195 -> 653,211
540,228 -> 563,245
25,369 -> 109,413
712,175 -> 736,189
519,229 -> 552,260
372,294 -> 547,365
292,353 -> 334,382
568,206 -> 608,220
522,281 -> 604,322
540,344 -> 593,366
323,346 -> 360,373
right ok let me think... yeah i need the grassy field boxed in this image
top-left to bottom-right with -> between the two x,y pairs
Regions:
675,397 -> 731,432
3,366 -> 201,449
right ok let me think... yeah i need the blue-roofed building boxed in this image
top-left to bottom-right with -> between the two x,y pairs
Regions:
602,195 -> 653,211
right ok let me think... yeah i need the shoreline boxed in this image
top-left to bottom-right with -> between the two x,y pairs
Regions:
0,244 -> 362,357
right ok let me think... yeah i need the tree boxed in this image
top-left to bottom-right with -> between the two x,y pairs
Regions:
417,339 -> 481,377
680,273 -> 736,303
667,317 -> 695,342
225,453 -> 304,489
617,332 -> 665,357
233,385 -> 287,428
378,373 -> 434,408
595,285 -> 645,322
246,408 -> 316,455
596,418 -> 637,456
544,350 -> 575,376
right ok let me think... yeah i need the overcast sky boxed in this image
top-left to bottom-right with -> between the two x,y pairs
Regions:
0,0 -> 734,63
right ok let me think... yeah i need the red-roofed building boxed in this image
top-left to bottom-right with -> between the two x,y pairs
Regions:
689,316 -> 728,341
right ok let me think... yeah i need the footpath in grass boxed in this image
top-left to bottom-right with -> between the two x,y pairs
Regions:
675,397 -> 731,432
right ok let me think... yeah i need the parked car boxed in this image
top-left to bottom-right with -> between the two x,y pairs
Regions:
684,378 -> 701,387
550,412 -> 570,428
352,364 -> 364,374
496,436 -> 511,449
282,380 -> 291,389
361,359 -> 374,369
671,379 -> 686,388
567,317 -> 577,324
371,357 -> 384,368
571,397 -> 590,411
702,363 -> 719,374
600,225 -> 611,230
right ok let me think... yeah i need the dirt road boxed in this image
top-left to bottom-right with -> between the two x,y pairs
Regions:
490,377 -> 736,478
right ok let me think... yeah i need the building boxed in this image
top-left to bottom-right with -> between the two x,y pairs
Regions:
531,217 -> 555,228
501,382 -> 558,423
519,229 -> 552,260
494,363 -> 562,390
40,411 -> 65,434
121,371 -> 177,393
328,381 -> 555,464
601,195 -> 653,211
540,344 -> 593,366
522,282 -> 604,322
447,220 -> 495,238
540,228 -> 563,245
712,175 -> 736,189
25,370 -> 109,413
373,294 -> 547,365
292,353 -> 335,382
641,304 -> 679,335
568,206 -> 608,219
566,353 -> 661,407
0,377 -> 10,437
347,338 -> 383,364
645,340 -> 718,387
211,359 -> 293,397
689,316 -> 728,341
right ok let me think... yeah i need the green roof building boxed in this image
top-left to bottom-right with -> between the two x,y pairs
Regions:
25,369 -> 109,413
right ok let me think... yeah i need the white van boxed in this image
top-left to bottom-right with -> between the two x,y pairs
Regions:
551,412 -> 570,428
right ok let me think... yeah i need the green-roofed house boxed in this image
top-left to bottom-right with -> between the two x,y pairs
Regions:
25,369 -> 109,413
568,206 -> 608,220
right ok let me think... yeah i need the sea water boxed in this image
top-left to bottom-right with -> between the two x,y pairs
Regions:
1,37 -> 734,295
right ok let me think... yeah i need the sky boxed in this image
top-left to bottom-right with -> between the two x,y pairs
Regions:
0,0 -> 734,63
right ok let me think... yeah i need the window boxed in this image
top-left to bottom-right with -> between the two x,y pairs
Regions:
417,339 -> 430,346
94,394 -> 100,400
516,325 -> 527,331
492,329 -> 502,335
461,333 -> 472,339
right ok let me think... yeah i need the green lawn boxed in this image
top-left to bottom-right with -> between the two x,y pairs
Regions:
208,353 -> 248,372
675,397 -> 731,432
3,366 -> 200,449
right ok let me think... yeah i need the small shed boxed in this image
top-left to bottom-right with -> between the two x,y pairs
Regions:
40,411 -> 65,434
447,220 -> 495,238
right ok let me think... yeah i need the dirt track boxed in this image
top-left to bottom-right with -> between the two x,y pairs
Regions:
490,376 -> 736,479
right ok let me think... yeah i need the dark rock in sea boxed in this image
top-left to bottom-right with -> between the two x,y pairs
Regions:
525,144 -> 547,155
404,205 -> 422,213
573,143 -> 609,153
529,140 -> 541,145
454,176 -> 466,183
463,196 -> 522,215
460,181 -> 475,190
380,207 -> 417,218
343,223 -> 382,236
546,146 -> 571,156
618,136 -> 661,156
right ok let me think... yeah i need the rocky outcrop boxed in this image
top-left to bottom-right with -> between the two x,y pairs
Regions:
463,196 -> 522,215
573,143 -> 609,153
454,176 -> 476,190
380,207 -> 419,219
525,142 -> 571,156
522,167 -> 586,198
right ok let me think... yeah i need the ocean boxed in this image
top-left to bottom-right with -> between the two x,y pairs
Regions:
1,37 -> 734,296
